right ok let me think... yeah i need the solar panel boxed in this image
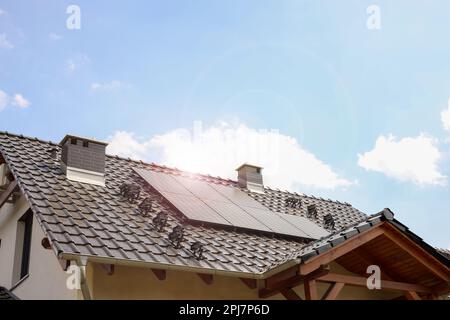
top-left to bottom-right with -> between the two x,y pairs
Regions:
238,206 -> 309,238
204,200 -> 272,233
160,191 -> 230,225
134,168 -> 329,240
209,183 -> 269,209
136,169 -> 190,195
278,214 -> 330,239
173,176 -> 229,202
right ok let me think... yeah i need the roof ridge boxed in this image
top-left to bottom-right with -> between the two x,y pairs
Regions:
0,130 -> 358,207
0,130 -> 237,186
263,185 -> 354,207
0,130 -> 58,146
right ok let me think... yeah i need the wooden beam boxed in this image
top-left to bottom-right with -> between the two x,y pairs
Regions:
322,282 -> 345,300
304,279 -> 318,300
0,154 -> 5,165
198,273 -> 213,285
281,288 -> 302,300
353,248 -> 398,281
428,293 -> 440,300
41,237 -> 52,250
431,282 -> 450,295
259,265 -> 330,299
299,226 -> 384,275
240,278 -> 257,289
151,268 -> 166,281
381,224 -> 450,282
265,266 -> 298,288
317,273 -> 432,293
0,180 -> 18,209
59,259 -> 70,271
405,291 -> 421,300
100,264 -> 115,275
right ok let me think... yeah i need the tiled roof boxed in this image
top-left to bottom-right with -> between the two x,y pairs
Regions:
1,131 -> 446,276
438,248 -> 450,259
0,287 -> 18,300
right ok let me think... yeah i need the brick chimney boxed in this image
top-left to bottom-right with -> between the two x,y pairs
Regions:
59,135 -> 108,186
236,163 -> 264,193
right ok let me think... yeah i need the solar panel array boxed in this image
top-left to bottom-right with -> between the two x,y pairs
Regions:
134,168 -> 329,240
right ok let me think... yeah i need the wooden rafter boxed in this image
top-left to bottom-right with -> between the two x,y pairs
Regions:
100,264 -> 115,275
322,282 -> 345,300
59,259 -> 70,271
317,273 -> 432,293
353,248 -> 399,281
380,224 -> 450,282
431,282 -> 450,295
299,226 -> 384,275
198,273 -> 213,285
405,291 -> 421,300
259,265 -> 330,299
240,278 -> 257,289
265,266 -> 298,288
281,288 -> 302,300
151,268 -> 166,281
0,180 -> 18,209
304,279 -> 318,300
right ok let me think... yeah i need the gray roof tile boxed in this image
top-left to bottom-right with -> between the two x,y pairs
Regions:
0,131 -> 397,275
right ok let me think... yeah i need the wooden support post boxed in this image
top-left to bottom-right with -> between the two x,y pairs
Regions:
265,266 -> 298,289
405,291 -> 421,300
100,264 -> 115,275
281,288 -> 302,300
304,279 -> 318,300
259,264 -> 330,299
198,273 -> 213,285
151,268 -> 166,281
59,259 -> 70,271
321,282 -> 345,300
428,293 -> 440,300
240,278 -> 257,289
0,180 -> 18,209
318,273 -> 432,293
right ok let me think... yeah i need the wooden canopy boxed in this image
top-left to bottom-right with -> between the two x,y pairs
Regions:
259,221 -> 450,300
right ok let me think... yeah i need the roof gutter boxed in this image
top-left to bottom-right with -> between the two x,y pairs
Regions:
60,252 -> 301,280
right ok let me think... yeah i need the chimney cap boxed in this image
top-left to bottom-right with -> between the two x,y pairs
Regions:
59,134 -> 108,147
235,163 -> 263,171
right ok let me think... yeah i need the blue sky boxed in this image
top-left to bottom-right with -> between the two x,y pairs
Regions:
0,1 -> 449,248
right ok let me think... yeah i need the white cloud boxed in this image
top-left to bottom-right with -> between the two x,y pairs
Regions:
0,9 -> 7,16
107,122 -> 355,190
358,134 -> 446,186
49,32 -> 62,41
0,33 -> 13,49
0,90 -> 30,111
11,94 -> 30,108
107,131 -> 152,160
90,80 -> 123,92
66,54 -> 90,72
0,90 -> 8,111
442,99 -> 450,131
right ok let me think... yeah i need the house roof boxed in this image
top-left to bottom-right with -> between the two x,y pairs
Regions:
0,131 -> 448,277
